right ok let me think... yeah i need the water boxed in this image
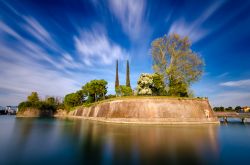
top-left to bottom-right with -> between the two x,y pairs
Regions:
1,116 -> 250,165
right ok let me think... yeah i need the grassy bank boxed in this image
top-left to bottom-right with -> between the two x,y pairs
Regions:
70,96 -> 208,111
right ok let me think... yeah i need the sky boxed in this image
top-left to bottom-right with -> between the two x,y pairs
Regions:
0,0 -> 250,107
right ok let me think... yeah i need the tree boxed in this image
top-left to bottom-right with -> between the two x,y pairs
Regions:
151,73 -> 166,96
136,73 -> 166,95
137,73 -> 153,95
27,92 -> 39,103
119,85 -> 133,96
213,107 -> 225,112
225,107 -> 233,111
126,60 -> 131,88
115,60 -> 119,90
219,107 -> 225,111
151,33 -> 204,97
235,106 -> 241,112
64,91 -> 84,109
45,96 -> 56,105
82,79 -> 108,102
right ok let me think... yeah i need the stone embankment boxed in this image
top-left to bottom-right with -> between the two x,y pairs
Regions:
16,108 -> 54,117
66,98 -> 219,124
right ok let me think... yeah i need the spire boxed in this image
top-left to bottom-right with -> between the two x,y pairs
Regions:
126,60 -> 131,88
115,60 -> 119,88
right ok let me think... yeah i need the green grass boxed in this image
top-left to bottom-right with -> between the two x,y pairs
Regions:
68,95 -> 207,111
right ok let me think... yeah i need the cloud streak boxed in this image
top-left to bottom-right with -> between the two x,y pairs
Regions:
168,1 -> 225,42
220,79 -> 250,87
108,0 -> 147,41
74,27 -> 128,66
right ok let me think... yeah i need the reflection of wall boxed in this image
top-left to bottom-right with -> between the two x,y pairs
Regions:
69,98 -> 219,123
71,120 -> 219,164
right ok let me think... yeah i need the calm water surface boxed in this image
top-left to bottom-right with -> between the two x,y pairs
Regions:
1,116 -> 250,165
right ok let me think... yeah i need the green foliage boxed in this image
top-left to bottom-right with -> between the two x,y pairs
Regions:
235,106 -> 241,111
225,106 -> 233,111
213,107 -> 225,112
18,101 -> 32,111
126,60 -> 131,87
118,85 -> 133,96
106,94 -> 116,99
18,101 -> 56,112
151,33 -> 204,97
82,79 -> 108,102
115,60 -> 119,89
151,73 -> 166,96
45,97 -> 56,105
115,86 -> 121,96
27,92 -> 39,103
213,106 -> 242,112
136,73 -> 166,96
168,78 -> 188,97
64,90 -> 85,109
19,92 -> 61,112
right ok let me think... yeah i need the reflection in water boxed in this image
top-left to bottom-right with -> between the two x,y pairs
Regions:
64,119 -> 219,165
0,116 -> 224,165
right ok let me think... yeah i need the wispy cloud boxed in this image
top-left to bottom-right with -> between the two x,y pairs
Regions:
23,16 -> 51,43
0,21 -> 23,40
0,43 -> 80,105
168,1 -> 225,42
0,20 -> 87,105
216,72 -> 229,78
168,19 -> 207,42
1,18 -> 82,72
108,0 -> 147,41
74,27 -> 128,66
220,79 -> 250,87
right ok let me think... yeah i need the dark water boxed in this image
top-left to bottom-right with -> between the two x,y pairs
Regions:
1,116 -> 250,165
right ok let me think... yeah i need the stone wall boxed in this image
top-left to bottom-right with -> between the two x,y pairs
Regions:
69,98 -> 219,124
16,108 -> 54,117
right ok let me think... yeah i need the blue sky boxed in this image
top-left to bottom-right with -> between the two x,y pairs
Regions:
0,0 -> 250,107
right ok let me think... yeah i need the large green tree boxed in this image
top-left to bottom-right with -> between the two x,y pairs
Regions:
83,79 -> 108,102
151,33 -> 204,97
64,90 -> 85,109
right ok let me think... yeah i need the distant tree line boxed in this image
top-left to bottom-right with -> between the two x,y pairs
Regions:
213,106 -> 242,112
18,92 -> 63,112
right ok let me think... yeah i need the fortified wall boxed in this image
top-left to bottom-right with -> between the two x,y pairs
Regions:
68,98 -> 219,124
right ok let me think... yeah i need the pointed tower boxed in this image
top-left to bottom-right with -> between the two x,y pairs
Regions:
115,60 -> 119,89
126,60 -> 131,88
